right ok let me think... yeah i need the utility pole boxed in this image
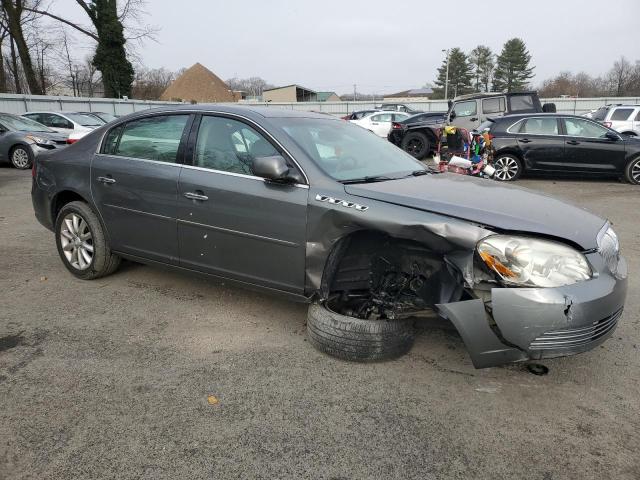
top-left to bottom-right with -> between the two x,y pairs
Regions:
442,49 -> 450,100
353,84 -> 357,102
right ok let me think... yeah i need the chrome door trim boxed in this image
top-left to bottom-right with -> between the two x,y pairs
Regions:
177,218 -> 299,248
103,203 -> 174,221
181,163 -> 309,189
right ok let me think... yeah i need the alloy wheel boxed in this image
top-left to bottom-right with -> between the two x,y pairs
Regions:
632,159 -> 640,184
406,138 -> 423,155
59,213 -> 94,270
11,148 -> 30,169
494,156 -> 519,181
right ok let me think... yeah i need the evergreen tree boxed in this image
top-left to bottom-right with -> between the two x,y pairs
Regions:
469,45 -> 494,92
77,0 -> 135,98
433,48 -> 473,99
492,38 -> 534,92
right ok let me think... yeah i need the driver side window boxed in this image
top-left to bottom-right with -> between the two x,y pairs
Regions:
453,100 -> 477,117
194,116 -> 279,175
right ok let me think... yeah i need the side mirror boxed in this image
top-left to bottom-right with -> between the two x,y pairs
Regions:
252,155 -> 302,184
542,103 -> 556,113
605,131 -> 620,141
449,110 -> 456,120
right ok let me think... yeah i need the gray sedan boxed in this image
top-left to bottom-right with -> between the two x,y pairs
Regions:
31,105 -> 627,368
0,113 -> 68,169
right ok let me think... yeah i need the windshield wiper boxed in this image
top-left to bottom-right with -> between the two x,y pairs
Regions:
339,175 -> 396,185
410,169 -> 429,176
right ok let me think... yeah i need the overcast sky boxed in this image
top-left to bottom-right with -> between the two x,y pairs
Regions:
54,0 -> 639,95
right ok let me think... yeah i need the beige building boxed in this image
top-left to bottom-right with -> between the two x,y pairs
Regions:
160,63 -> 235,103
317,91 -> 341,102
263,84 -> 317,102
383,88 -> 433,103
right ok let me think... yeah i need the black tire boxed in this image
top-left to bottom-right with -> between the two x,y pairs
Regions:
10,144 -> 33,169
624,156 -> 640,185
493,154 -> 523,181
55,201 -> 121,280
401,131 -> 430,159
306,303 -> 416,362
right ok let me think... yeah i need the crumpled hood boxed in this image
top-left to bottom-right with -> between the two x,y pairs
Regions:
344,173 -> 606,249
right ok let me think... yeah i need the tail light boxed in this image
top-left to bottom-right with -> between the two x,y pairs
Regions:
66,138 -> 78,144
391,122 -> 402,130
31,159 -> 36,178
603,122 -> 612,128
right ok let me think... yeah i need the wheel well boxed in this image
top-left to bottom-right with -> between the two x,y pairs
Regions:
320,230 -> 465,319
621,131 -> 637,136
51,191 -> 87,222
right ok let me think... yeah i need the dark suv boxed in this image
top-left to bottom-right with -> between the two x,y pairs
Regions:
31,105 -> 627,369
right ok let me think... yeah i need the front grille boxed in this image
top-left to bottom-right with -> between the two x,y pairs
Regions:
529,309 -> 622,350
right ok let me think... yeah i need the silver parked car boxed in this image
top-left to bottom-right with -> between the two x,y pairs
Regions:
31,105 -> 627,368
0,113 -> 68,169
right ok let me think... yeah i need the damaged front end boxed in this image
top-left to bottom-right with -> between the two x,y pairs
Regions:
309,194 -> 628,368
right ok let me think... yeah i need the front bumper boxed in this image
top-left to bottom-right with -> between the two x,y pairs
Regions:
438,252 -> 628,368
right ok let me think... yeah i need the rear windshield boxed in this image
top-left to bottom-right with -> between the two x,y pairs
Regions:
509,95 -> 536,113
476,120 -> 494,132
591,107 -> 608,121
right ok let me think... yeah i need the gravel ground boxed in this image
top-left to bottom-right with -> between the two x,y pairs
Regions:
1,166 -> 639,479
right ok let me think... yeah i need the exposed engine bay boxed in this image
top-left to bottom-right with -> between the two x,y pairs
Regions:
326,232 -> 466,320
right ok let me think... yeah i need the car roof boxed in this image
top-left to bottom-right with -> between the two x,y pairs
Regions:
495,113 -> 591,121
453,91 -> 537,102
134,104 -> 336,120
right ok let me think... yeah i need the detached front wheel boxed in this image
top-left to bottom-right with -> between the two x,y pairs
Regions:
307,303 -> 416,362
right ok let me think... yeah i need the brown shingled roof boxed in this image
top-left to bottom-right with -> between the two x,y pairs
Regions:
160,63 -> 235,103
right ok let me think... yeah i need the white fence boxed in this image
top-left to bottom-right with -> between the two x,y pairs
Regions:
0,93 -> 639,117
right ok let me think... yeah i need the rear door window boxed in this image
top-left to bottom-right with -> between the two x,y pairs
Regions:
482,97 -> 506,114
508,95 -> 535,113
563,118 -> 609,138
371,113 -> 393,122
519,118 -> 559,135
610,108 -> 634,121
114,115 -> 189,163
453,100 -> 477,117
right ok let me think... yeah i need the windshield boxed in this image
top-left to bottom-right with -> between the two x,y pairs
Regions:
95,112 -> 117,122
0,114 -> 54,132
66,113 -> 103,127
275,118 -> 426,182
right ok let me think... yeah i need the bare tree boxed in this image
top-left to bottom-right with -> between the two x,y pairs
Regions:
607,56 -> 633,96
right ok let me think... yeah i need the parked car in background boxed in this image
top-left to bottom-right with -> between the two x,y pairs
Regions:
350,111 -> 411,137
388,112 -> 448,158
447,91 -> 555,131
0,113 -> 68,169
31,105 -> 627,369
377,103 -> 422,113
78,111 -> 119,124
22,111 -> 103,140
341,110 -> 380,121
591,104 -> 640,137
483,113 -> 640,184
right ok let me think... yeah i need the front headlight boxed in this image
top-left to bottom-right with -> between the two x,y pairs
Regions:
597,225 -> 619,274
477,235 -> 592,288
25,135 -> 51,146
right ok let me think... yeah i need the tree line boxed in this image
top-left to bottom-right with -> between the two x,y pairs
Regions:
431,38 -> 534,99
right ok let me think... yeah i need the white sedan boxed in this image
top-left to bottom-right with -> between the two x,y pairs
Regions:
350,111 -> 411,137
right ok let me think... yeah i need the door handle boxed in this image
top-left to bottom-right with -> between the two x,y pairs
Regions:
470,117 -> 478,121
567,140 -> 580,145
518,138 -> 532,143
97,176 -> 116,184
184,192 -> 209,201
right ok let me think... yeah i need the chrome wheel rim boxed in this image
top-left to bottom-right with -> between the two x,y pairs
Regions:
632,160 -> 640,183
494,157 -> 519,181
60,213 -> 93,270
12,148 -> 29,168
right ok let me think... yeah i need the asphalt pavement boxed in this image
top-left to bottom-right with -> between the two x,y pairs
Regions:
1,166 -> 638,479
